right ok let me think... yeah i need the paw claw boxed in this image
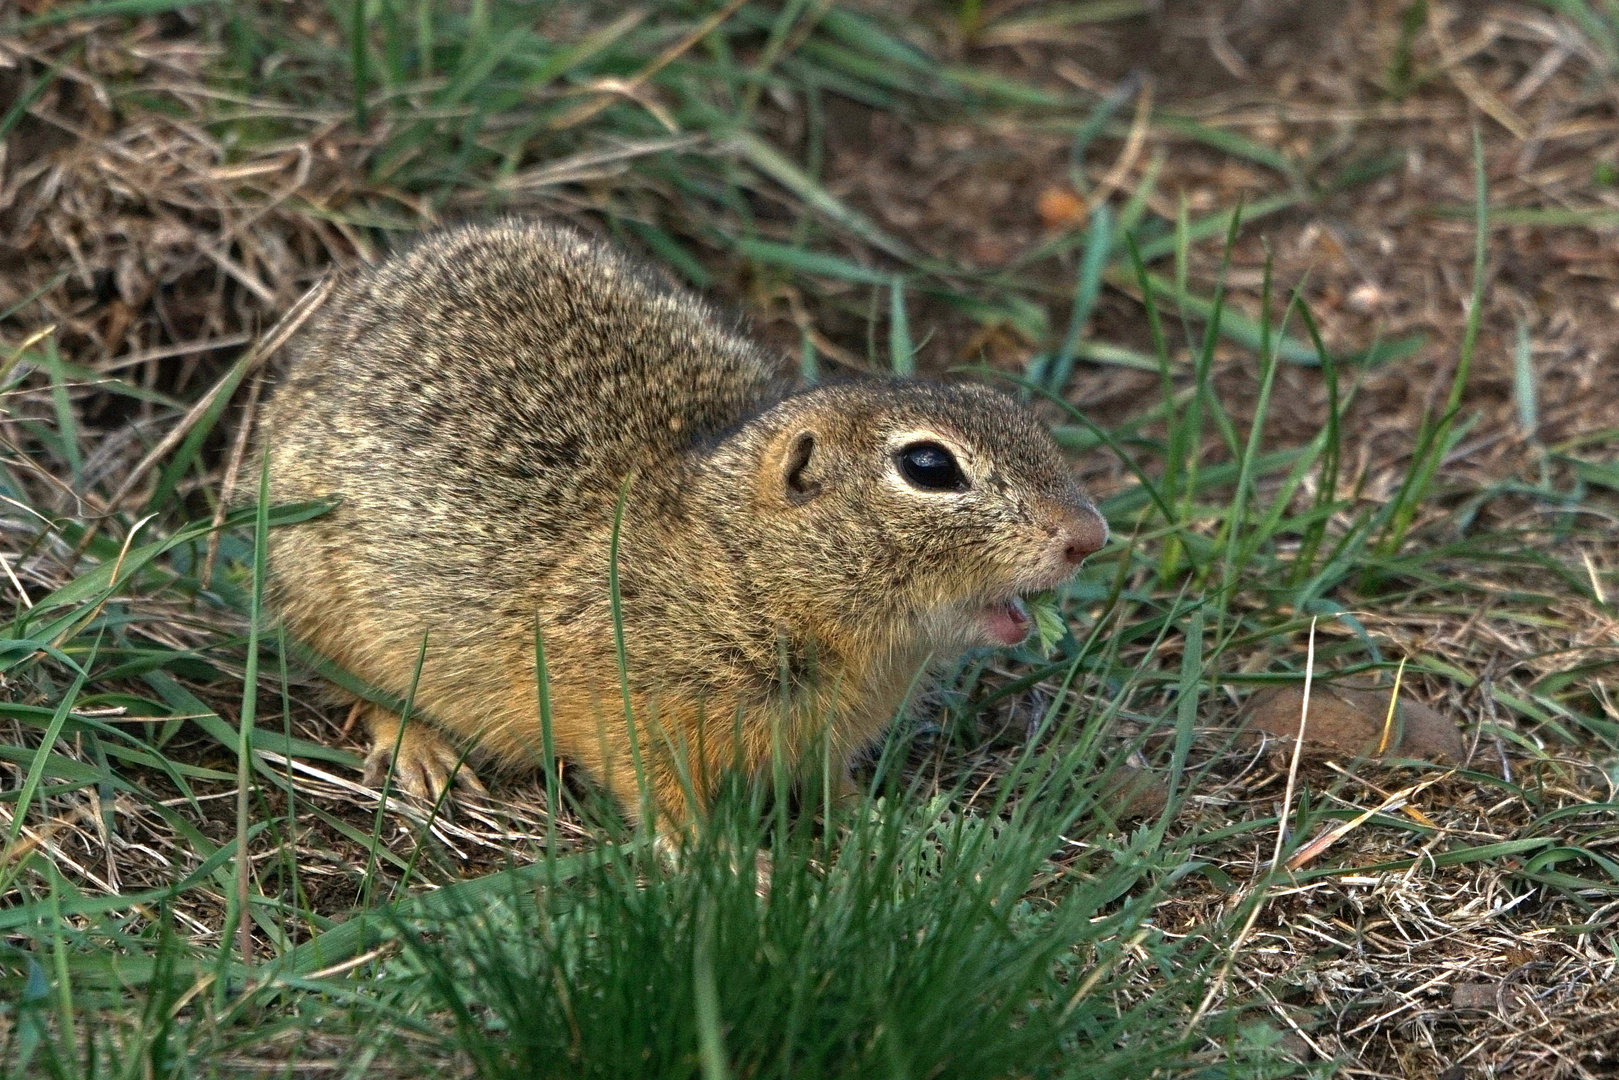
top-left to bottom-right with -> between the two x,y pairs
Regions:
360,746 -> 392,790
454,762 -> 490,800
356,711 -> 486,807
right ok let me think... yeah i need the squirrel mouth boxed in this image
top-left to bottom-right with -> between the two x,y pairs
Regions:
977,596 -> 1032,647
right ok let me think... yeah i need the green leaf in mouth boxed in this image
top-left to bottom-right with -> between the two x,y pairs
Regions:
1026,591 -> 1067,656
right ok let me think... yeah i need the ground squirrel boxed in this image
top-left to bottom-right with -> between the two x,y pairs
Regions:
258,219 -> 1108,826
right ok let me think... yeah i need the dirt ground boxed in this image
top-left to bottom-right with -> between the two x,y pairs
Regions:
4,1 -> 1619,1076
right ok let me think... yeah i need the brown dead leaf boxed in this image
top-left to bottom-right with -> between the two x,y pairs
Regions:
1036,185 -> 1087,230
1239,684 -> 1466,763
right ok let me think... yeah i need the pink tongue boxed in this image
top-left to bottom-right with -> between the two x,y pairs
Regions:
982,601 -> 1030,646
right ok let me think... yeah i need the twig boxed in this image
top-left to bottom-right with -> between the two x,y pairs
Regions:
1428,5 -> 1530,139
202,370 -> 267,588
97,332 -> 254,374
295,943 -> 400,982
1093,77 -> 1154,204
1,554 -> 32,609
1285,771 -> 1453,872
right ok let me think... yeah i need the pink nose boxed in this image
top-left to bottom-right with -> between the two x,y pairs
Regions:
1059,505 -> 1109,566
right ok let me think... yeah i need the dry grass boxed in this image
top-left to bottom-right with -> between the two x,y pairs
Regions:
4,1 -> 1619,1076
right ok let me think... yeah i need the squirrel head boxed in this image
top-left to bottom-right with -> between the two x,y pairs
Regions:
702,380 -> 1108,656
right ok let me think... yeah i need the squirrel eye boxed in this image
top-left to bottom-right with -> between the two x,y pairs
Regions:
897,442 -> 967,492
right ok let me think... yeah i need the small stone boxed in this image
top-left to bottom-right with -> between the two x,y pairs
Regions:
1346,282 -> 1386,312
1239,684 -> 1465,764
1097,765 -> 1170,821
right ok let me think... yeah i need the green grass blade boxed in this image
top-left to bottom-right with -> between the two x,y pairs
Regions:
349,0 -> 369,130
280,854 -> 605,976
608,475 -> 651,826
0,54 -> 64,141
736,238 -> 893,285
144,348 -> 256,514
1046,201 -> 1113,395
1378,126 -> 1487,555
223,459 -> 272,978
43,340 -> 83,483
736,132 -> 915,263
694,903 -> 733,1080
1153,114 -> 1296,178
889,276 -> 914,375
800,331 -> 819,383
3,666 -> 89,851
17,0 -> 218,28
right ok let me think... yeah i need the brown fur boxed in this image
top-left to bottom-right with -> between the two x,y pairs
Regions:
257,219 -> 1107,826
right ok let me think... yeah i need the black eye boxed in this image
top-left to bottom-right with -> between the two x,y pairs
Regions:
897,442 -> 967,492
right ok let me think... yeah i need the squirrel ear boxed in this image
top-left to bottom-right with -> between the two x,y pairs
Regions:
782,430 -> 823,504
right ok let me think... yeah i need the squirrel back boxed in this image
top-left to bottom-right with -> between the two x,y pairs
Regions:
266,220 -> 789,596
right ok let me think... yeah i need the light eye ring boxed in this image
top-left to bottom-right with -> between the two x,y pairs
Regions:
895,441 -> 968,492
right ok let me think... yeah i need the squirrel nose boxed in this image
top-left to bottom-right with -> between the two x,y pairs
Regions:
1058,504 -> 1109,566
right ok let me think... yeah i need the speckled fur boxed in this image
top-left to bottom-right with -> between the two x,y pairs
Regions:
258,219 -> 1106,825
